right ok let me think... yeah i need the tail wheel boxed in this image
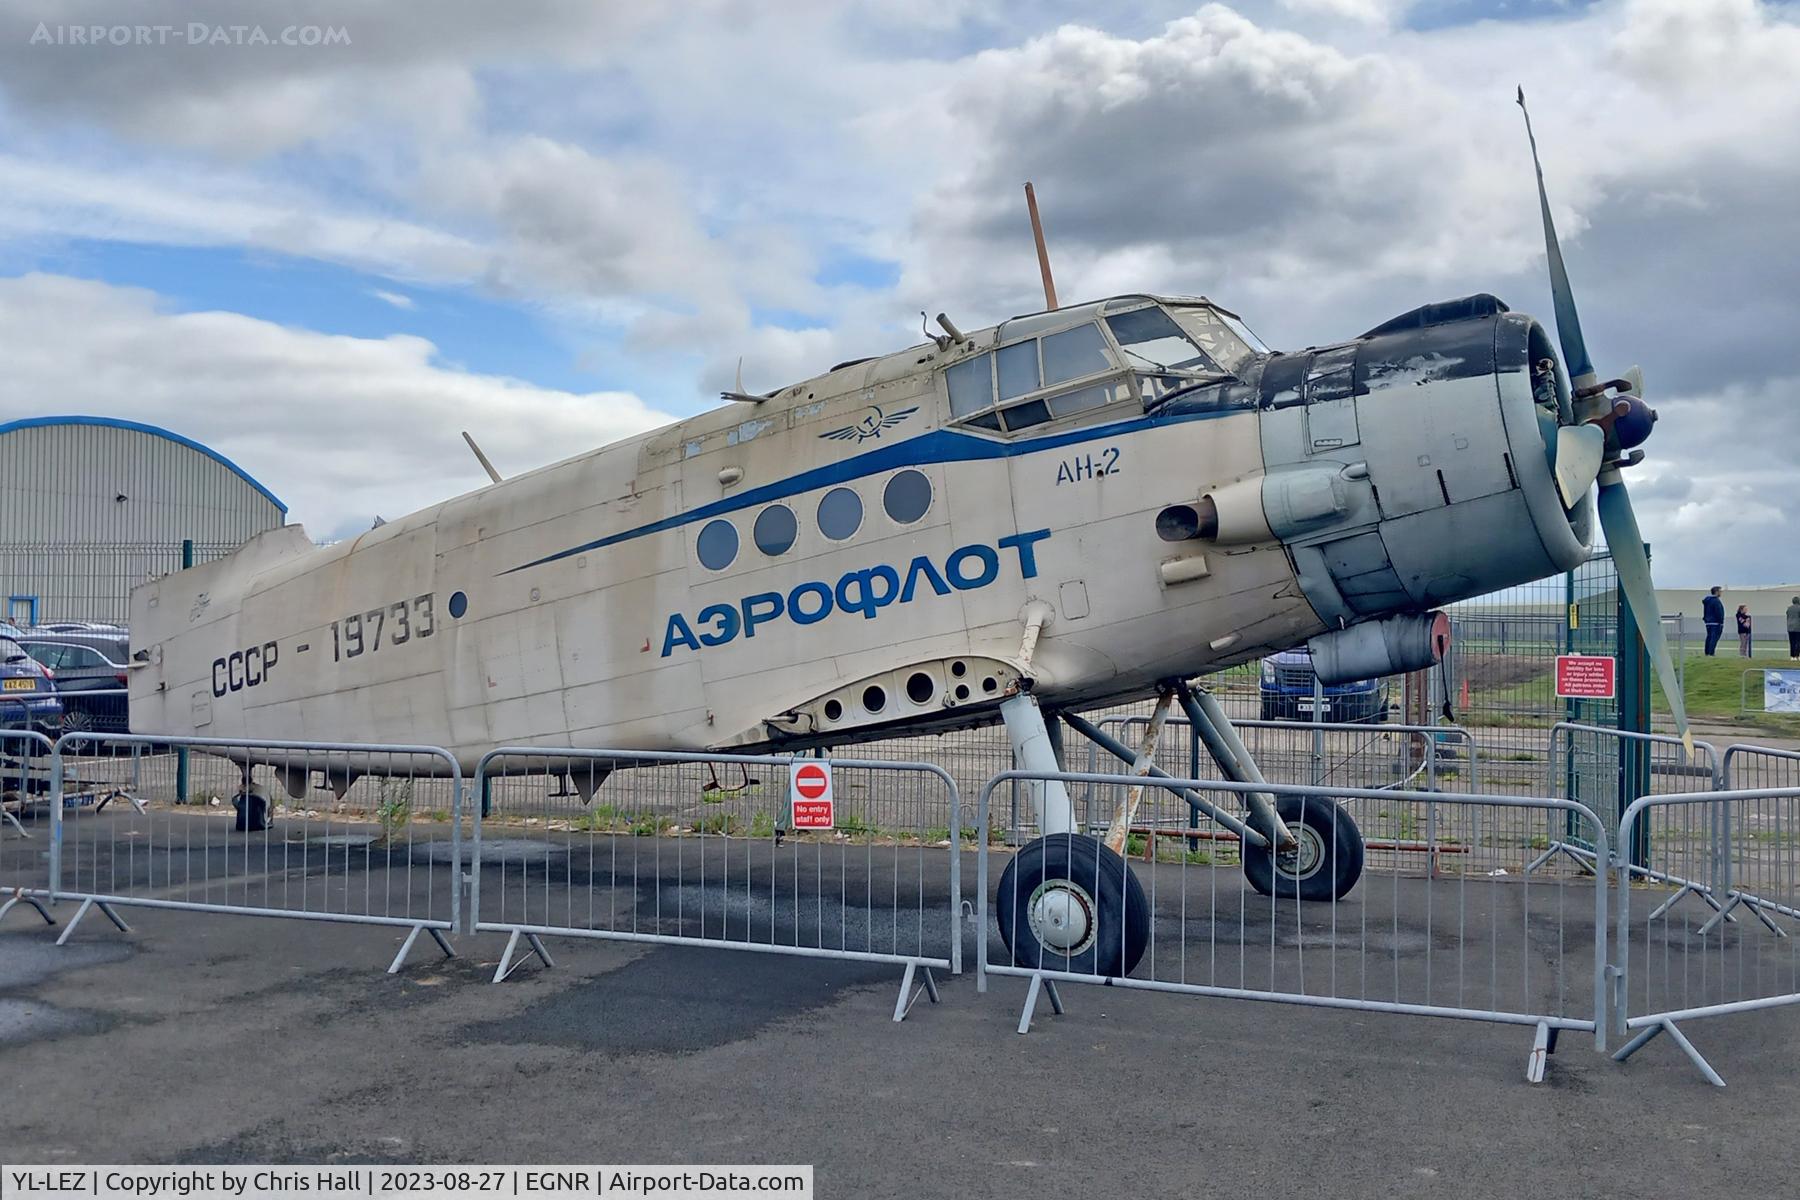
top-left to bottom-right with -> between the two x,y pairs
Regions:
233,789 -> 272,832
996,834 -> 1150,978
1243,793 -> 1364,902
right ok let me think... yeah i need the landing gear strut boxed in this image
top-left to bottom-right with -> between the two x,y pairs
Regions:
993,682 -> 1366,978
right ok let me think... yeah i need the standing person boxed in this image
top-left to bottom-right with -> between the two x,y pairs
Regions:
1737,605 -> 1753,657
1703,586 -> 1726,656
1787,595 -> 1800,660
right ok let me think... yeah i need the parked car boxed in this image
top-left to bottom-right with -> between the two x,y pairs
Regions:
18,638 -> 129,732
23,625 -> 129,665
0,635 -> 63,735
1259,646 -> 1389,724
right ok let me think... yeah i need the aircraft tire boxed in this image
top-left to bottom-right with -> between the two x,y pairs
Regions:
995,834 -> 1149,978
233,789 -> 272,832
1242,793 -> 1363,902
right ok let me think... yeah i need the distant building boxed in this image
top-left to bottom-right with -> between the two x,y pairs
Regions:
0,416 -> 285,626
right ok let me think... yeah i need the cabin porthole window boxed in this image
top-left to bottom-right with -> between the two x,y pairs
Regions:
883,470 -> 932,525
818,487 -> 863,541
754,504 -> 798,556
696,519 -> 739,571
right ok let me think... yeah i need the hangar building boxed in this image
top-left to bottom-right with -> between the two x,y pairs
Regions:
0,416 -> 285,627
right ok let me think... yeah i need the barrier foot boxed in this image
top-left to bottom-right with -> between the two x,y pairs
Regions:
1524,842 -> 1596,878
891,963 -> 941,1023
1648,884 -> 1711,923
0,890 -> 55,927
1662,1021 -> 1726,1087
1613,1020 -> 1726,1087
1611,1022 -> 1663,1063
1742,897 -> 1790,938
493,929 -> 555,983
1697,895 -> 1746,937
386,924 -> 457,975
3,809 -> 30,837
1526,1020 -> 1558,1084
1016,973 -> 1065,1035
53,897 -> 130,945
94,789 -> 147,816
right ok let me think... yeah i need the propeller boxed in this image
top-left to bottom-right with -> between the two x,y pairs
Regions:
1518,88 -> 1692,756
1553,424 -> 1605,508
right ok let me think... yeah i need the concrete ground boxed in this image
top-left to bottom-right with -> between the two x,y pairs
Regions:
5,879 -> 1800,1199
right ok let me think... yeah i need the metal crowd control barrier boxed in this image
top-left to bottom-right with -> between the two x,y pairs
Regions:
1532,723 -> 1722,898
976,770 -> 1610,1079
0,728 -> 57,927
50,733 -> 463,972
1723,744 -> 1800,791
1610,786 -> 1800,1086
471,748 -> 962,1021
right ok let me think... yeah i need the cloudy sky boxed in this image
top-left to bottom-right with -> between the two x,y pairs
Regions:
0,0 -> 1794,586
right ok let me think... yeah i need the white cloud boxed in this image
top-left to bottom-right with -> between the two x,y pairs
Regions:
1277,0 -> 1411,27
0,273 -> 677,538
0,0 -> 1794,590
369,288 -> 414,310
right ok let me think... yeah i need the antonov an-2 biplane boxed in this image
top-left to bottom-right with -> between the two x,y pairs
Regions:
129,97 -> 1686,976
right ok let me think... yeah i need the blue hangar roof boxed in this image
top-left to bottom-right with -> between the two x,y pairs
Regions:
0,414 -> 288,515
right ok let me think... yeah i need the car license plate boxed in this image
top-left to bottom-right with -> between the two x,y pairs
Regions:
1298,699 -> 1327,712
2,678 -> 34,691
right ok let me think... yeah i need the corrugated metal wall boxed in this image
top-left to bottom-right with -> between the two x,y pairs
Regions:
0,421 -> 283,624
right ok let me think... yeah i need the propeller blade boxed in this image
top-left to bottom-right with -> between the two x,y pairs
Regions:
1553,424 -> 1605,506
1597,478 -> 1693,757
1517,87 -> 1595,385
1623,365 -> 1644,399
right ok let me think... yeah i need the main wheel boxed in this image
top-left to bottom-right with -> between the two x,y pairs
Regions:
995,834 -> 1150,978
1242,794 -> 1364,902
233,789 -> 271,832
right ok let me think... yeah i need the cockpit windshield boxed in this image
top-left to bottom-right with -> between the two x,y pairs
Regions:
1102,300 -> 1256,402
1163,303 -> 1260,374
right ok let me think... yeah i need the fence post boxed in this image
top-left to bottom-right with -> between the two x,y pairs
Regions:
1617,542 -> 1653,869
175,538 -> 193,805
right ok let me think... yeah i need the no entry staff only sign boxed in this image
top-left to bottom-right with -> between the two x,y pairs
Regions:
789,760 -> 835,829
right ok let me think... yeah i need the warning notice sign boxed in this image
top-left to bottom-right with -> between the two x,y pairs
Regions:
789,760 -> 835,829
1555,654 -> 1616,699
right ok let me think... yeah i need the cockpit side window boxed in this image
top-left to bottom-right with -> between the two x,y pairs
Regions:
1106,306 -> 1222,402
946,353 -> 993,419
1042,323 -> 1112,385
941,321 -> 1132,435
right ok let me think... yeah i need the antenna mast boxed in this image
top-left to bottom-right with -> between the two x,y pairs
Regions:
1024,181 -> 1059,311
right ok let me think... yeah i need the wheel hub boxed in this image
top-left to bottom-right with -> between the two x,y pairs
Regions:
1027,878 -> 1098,956
1275,823 -> 1327,881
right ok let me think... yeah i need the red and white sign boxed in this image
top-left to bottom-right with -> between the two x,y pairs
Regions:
1555,654 -> 1616,700
789,760 -> 835,829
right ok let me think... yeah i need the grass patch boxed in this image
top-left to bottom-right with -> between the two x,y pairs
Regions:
1653,652 -> 1800,724
697,812 -> 743,836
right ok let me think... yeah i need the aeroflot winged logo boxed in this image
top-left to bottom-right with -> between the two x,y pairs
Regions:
662,528 -> 1051,656
819,405 -> 918,443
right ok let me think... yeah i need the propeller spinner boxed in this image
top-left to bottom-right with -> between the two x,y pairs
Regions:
1517,88 -> 1691,756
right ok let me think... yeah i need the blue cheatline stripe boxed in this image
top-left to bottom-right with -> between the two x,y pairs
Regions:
0,414 -> 288,515
499,403 -> 1248,576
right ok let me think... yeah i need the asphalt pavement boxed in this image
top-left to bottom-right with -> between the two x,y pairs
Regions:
5,891 -> 1800,1199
